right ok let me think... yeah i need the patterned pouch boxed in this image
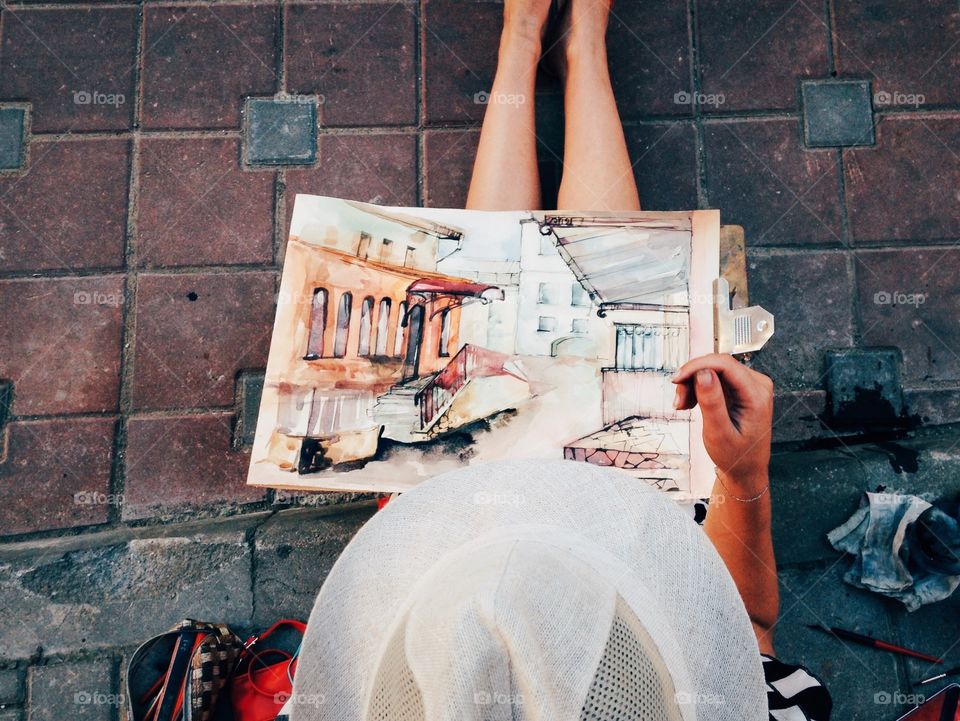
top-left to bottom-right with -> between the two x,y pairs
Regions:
127,619 -> 243,721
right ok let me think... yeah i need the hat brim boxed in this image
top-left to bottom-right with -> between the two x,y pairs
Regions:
291,459 -> 768,721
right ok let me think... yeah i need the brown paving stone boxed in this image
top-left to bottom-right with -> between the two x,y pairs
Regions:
0,418 -> 114,536
421,0 -> 500,125
856,248 -> 960,384
123,413 -> 264,520
703,118 -> 843,246
0,276 -> 124,415
834,0 -> 960,107
624,122 -> 697,210
137,137 -> 274,267
747,250 -> 855,390
286,3 -> 416,128
284,133 -> 418,234
131,271 -> 275,410
0,8 -> 137,132
844,116 -> 960,244
141,5 -> 278,130
698,0 -> 829,112
423,128 -> 480,208
0,139 -> 129,273
607,0 -> 691,118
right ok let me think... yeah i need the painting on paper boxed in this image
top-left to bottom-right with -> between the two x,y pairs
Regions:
248,195 -> 745,499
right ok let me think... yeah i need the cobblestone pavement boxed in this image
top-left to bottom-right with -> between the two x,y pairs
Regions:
1,1 -> 959,719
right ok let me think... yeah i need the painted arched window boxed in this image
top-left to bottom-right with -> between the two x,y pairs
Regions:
358,296 -> 374,356
333,292 -> 352,358
439,308 -> 452,357
394,301 -> 408,357
374,298 -> 391,356
304,288 -> 327,360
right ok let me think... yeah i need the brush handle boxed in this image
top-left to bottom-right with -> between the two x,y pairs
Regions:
829,627 -> 943,665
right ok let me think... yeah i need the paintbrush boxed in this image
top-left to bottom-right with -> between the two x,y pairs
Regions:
918,667 -> 960,685
807,624 -> 943,664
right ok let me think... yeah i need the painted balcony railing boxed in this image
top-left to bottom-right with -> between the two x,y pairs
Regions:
415,344 -> 512,431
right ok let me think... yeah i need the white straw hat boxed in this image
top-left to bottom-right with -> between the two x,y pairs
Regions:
290,460 -> 768,721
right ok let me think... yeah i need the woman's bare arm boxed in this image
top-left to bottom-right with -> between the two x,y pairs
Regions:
673,354 -> 779,656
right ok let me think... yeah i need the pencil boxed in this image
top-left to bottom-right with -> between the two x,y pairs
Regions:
807,624 -> 943,665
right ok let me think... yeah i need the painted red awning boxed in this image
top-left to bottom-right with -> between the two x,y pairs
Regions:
407,278 -> 501,300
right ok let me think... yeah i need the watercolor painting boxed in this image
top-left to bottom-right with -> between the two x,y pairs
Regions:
247,195 -> 764,499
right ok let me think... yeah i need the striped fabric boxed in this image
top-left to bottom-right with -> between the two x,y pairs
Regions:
763,654 -> 833,721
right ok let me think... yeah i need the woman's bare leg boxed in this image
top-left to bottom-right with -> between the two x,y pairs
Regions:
555,0 -> 640,210
465,1 -> 551,210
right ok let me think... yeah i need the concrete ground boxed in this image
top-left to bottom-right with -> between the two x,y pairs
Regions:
1,1 -> 959,719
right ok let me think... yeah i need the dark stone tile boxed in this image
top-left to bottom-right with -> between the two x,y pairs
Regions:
771,447 -> 871,565
29,659 -> 114,721
844,117 -> 960,244
824,347 -> 903,425
771,389 -> 827,444
421,0 -> 500,124
892,592 -> 960,687
142,5 -> 278,129
856,248 -> 960,384
252,507 -> 373,626
774,564 -> 904,721
423,129 -> 479,208
747,251 -> 855,390
283,132 -> 418,233
802,80 -> 875,148
703,119 -> 843,246
0,527 -> 252,660
137,137 -> 274,267
237,371 -> 264,449
0,8 -> 137,132
0,418 -> 114,537
698,0 -> 829,112
774,432 -> 960,564
123,413 -> 264,520
0,276 -> 124,414
0,668 -> 23,705
834,0 -> 960,107
244,97 -> 317,166
286,3 -> 416,127
131,271 -> 275,410
0,138 -> 129,273
0,107 -> 27,170
607,0 -> 691,118
624,122 -> 698,210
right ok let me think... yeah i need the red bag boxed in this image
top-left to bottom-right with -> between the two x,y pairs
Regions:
230,620 -> 306,721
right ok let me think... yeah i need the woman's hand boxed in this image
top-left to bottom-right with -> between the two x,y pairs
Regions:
671,353 -> 774,493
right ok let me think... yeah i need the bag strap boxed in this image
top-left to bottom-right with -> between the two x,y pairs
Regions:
242,619 -> 306,650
